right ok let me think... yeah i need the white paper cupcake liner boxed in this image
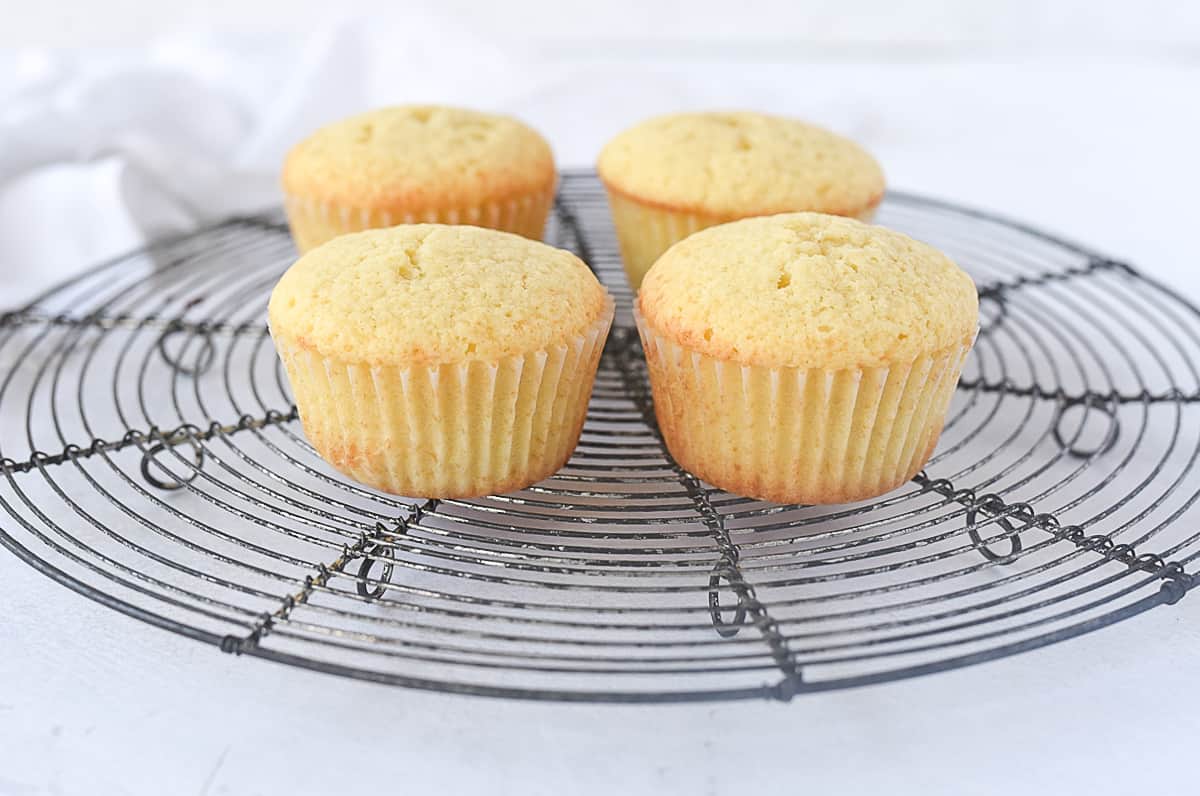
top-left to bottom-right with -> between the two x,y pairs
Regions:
602,188 -> 715,290
635,309 -> 971,504
274,295 -> 613,498
283,187 -> 556,252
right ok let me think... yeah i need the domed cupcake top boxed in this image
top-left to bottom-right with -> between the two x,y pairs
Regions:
283,105 -> 556,210
269,225 -> 609,366
597,111 -> 884,219
638,212 -> 978,370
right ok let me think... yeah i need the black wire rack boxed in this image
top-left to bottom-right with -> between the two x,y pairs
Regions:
2,169 -> 1198,702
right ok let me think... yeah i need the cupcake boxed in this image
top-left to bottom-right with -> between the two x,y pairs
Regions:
268,225 -> 613,498
283,106 -> 557,252
636,213 -> 977,504
597,111 -> 884,288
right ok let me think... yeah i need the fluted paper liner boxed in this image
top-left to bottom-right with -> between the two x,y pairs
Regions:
274,295 -> 613,498
602,189 -> 715,289
603,187 -> 880,290
635,309 -> 971,504
284,188 -> 556,252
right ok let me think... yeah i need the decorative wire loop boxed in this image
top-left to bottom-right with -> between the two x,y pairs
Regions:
977,292 -> 1008,336
966,496 -> 1024,564
1053,398 -> 1120,459
708,561 -> 748,638
1135,552 -> 1167,572
139,432 -> 205,491
157,323 -> 216,377
356,545 -> 395,600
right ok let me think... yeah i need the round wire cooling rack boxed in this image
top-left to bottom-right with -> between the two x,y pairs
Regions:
2,170 -> 1199,703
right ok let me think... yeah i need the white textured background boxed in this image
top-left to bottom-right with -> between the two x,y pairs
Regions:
1,2 -> 1199,794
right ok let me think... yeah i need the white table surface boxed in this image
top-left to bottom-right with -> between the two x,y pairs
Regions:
2,57 -> 1199,795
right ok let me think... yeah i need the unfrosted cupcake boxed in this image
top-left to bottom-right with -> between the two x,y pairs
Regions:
268,225 -> 613,498
597,111 -> 884,288
283,106 -> 556,252
636,213 -> 977,504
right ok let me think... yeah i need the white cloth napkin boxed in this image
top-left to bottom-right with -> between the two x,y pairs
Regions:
3,33 -> 350,216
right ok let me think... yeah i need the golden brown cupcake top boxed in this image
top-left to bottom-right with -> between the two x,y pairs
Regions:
269,225 -> 610,366
638,213 -> 978,370
283,105 -> 556,211
597,111 -> 884,219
